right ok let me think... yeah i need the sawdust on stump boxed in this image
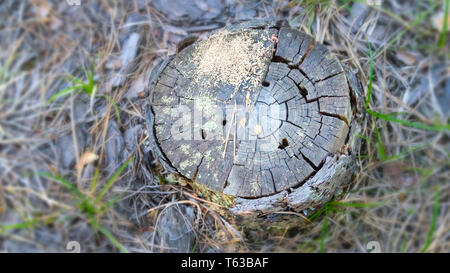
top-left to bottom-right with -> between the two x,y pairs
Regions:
190,29 -> 271,95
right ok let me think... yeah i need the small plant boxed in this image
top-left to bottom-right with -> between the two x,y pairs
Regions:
47,68 -> 95,103
308,200 -> 385,253
36,156 -> 134,253
47,66 -> 122,125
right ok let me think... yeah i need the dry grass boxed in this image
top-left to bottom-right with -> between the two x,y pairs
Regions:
0,0 -> 448,253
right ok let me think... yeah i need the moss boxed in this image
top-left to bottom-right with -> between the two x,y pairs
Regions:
191,181 -> 235,208
155,171 -> 186,186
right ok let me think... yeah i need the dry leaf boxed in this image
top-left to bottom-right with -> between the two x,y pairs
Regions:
30,0 -> 51,18
76,151 -> 98,172
396,51 -> 417,65
432,12 -> 450,32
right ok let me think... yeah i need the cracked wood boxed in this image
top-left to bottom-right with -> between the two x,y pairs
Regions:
150,26 -> 352,198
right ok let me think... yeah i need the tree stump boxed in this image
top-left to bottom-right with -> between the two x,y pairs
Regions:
147,20 -> 365,225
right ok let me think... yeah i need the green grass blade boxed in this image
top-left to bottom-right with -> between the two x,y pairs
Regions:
366,40 -> 374,109
0,218 -> 37,233
328,201 -> 385,208
366,41 -> 450,132
356,133 -> 373,145
37,172 -> 96,215
308,206 -> 327,221
438,0 -> 449,48
89,167 -> 100,196
382,144 -> 428,163
57,68 -> 95,99
368,110 -> 450,131
47,85 -> 82,103
102,195 -> 122,210
319,207 -> 328,253
374,124 -> 386,160
102,95 -> 121,125
421,186 -> 440,253
67,75 -> 85,86
96,224 -> 129,253
81,68 -> 95,96
86,68 -> 94,86
95,157 -> 133,203
38,172 -> 85,200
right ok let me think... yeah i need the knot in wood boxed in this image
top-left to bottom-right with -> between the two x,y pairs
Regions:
150,25 -> 353,199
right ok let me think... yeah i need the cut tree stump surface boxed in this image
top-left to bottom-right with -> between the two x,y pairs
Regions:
149,21 -> 358,204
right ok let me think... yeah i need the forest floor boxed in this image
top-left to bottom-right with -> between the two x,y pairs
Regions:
0,0 -> 448,253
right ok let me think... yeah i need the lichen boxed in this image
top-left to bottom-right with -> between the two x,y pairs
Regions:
161,96 -> 174,104
180,144 -> 190,155
204,150 -> 212,161
202,120 -> 218,132
180,160 -> 194,170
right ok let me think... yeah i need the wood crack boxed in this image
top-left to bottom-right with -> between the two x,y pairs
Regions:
150,25 -> 355,198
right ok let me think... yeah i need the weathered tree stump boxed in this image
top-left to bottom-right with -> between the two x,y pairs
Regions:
147,20 -> 365,225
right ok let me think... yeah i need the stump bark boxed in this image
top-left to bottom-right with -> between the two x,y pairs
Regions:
147,20 -> 365,223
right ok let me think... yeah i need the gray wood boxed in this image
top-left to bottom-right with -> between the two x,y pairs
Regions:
149,25 -> 355,200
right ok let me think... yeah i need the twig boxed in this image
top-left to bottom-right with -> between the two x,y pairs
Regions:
223,102 -> 237,158
233,101 -> 237,160
0,179 -> 6,214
